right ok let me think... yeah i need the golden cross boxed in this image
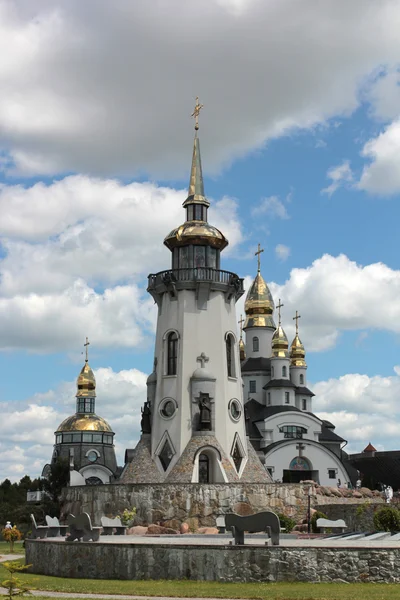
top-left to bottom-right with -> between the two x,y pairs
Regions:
84,337 -> 90,362
191,97 -> 204,131
255,243 -> 264,272
238,314 -> 245,338
293,310 -> 301,335
276,299 -> 284,327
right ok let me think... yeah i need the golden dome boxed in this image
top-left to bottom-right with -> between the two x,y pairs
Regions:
244,272 -> 275,328
239,337 -> 246,361
164,221 -> 228,251
76,361 -> 96,398
271,325 -> 289,358
290,334 -> 307,367
56,414 -> 113,433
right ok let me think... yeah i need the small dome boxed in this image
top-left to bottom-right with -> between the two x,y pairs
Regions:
76,362 -> 96,398
271,326 -> 289,358
244,272 -> 275,328
147,371 -> 157,384
164,221 -> 228,251
290,334 -> 307,367
191,367 -> 216,380
56,414 -> 113,433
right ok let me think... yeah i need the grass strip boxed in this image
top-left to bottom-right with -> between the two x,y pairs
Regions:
0,563 -> 399,600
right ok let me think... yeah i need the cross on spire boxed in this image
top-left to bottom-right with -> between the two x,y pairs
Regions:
84,337 -> 90,362
191,97 -> 204,131
276,299 -> 284,327
293,310 -> 301,335
196,352 -> 209,369
238,314 -> 245,339
255,243 -> 264,272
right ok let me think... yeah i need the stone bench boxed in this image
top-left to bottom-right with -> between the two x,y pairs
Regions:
66,513 -> 102,542
45,515 -> 68,537
100,516 -> 127,535
216,516 -> 226,533
30,514 -> 48,539
316,518 -> 347,533
225,511 -> 280,546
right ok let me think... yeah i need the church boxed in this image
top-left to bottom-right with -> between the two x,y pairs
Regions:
121,99 -> 352,487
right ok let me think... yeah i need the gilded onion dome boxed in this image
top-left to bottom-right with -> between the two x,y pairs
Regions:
239,337 -> 246,361
56,414 -> 112,433
244,271 -> 275,329
76,361 -> 96,398
271,325 -> 289,358
290,334 -> 307,367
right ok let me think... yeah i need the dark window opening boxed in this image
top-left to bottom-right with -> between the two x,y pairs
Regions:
300,374 -> 304,384
226,334 -> 235,377
159,439 -> 174,471
199,453 -> 210,483
76,398 -> 95,414
328,469 -> 336,479
302,398 -> 307,410
285,391 -> 290,403
167,332 -> 178,375
253,336 -> 259,352
249,380 -> 256,393
279,425 -> 307,439
282,366 -> 287,377
232,443 -> 243,472
85,476 -> 103,486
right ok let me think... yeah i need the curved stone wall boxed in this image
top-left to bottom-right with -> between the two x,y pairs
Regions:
26,540 -> 400,583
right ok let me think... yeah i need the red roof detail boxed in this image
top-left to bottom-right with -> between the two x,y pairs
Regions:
363,442 -> 377,452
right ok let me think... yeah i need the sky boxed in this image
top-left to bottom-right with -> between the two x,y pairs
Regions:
2,0 -> 400,481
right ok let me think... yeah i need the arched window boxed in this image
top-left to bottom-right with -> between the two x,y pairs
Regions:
226,334 -> 235,377
167,332 -> 178,375
253,336 -> 259,352
282,365 -> 287,377
299,374 -> 304,385
199,454 -> 210,483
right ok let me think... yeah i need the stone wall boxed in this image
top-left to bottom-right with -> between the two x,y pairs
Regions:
26,539 -> 400,583
61,483 -> 384,530
316,502 -> 383,532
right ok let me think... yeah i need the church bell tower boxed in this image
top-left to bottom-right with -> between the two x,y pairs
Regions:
123,99 -> 270,484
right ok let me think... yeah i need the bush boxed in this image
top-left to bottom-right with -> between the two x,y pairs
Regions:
373,506 -> 400,531
277,513 -> 296,533
310,510 -> 328,533
2,527 -> 22,553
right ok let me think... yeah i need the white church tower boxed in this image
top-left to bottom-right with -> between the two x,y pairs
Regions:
122,99 -> 270,484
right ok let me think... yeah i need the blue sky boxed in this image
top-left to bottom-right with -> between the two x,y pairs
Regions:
1,0 -> 400,480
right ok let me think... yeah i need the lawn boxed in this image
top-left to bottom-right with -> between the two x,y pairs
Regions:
0,562 -> 399,600
0,541 -> 25,555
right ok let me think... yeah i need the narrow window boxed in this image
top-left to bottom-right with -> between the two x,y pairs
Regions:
299,374 -> 304,385
282,365 -> 287,377
253,336 -> 259,352
328,469 -> 336,479
302,398 -> 307,411
226,334 -> 235,377
267,392 -> 271,406
249,380 -> 256,393
199,454 -> 210,483
187,205 -> 194,221
167,332 -> 178,375
271,366 -> 274,378
285,391 -> 290,404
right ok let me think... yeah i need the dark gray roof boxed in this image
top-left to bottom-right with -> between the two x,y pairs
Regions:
263,379 -> 297,389
322,419 -> 335,429
319,424 -> 345,443
241,357 -> 271,372
296,386 -> 315,397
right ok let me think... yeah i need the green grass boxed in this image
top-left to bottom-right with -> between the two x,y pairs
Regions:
0,562 -> 400,600
0,541 -> 25,555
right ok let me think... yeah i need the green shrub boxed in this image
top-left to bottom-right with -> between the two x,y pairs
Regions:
310,510 -> 328,533
277,513 -> 296,533
373,506 -> 400,531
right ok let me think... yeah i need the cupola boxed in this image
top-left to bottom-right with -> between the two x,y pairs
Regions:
271,299 -> 289,358
290,311 -> 307,367
244,245 -> 275,329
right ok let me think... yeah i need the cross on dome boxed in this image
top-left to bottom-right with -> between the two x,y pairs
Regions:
293,310 -> 301,334
196,352 -> 209,368
276,299 -> 284,327
254,243 -> 264,272
84,337 -> 90,362
238,314 -> 245,339
191,97 -> 204,131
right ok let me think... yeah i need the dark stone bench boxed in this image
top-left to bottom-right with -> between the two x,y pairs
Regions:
225,511 -> 280,546
66,513 -> 101,542
100,516 -> 127,535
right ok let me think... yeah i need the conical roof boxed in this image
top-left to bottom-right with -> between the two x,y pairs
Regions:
244,271 -> 275,328
76,361 -> 96,398
290,334 -> 307,367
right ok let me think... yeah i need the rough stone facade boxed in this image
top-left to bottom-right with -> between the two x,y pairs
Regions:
26,540 -> 400,583
316,501 -> 385,532
60,482 -> 384,530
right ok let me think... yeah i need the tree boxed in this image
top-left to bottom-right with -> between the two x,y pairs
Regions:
41,458 -> 70,505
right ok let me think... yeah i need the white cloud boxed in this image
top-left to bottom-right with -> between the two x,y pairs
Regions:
313,368 -> 400,453
365,67 -> 400,122
275,244 -> 290,261
252,196 -> 289,219
321,160 -> 353,196
0,176 -> 243,351
358,119 -> 400,194
0,1 -> 400,177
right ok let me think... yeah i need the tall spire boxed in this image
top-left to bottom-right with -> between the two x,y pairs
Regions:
183,97 -> 209,209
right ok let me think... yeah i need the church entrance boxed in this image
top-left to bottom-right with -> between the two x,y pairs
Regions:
282,455 -> 319,484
